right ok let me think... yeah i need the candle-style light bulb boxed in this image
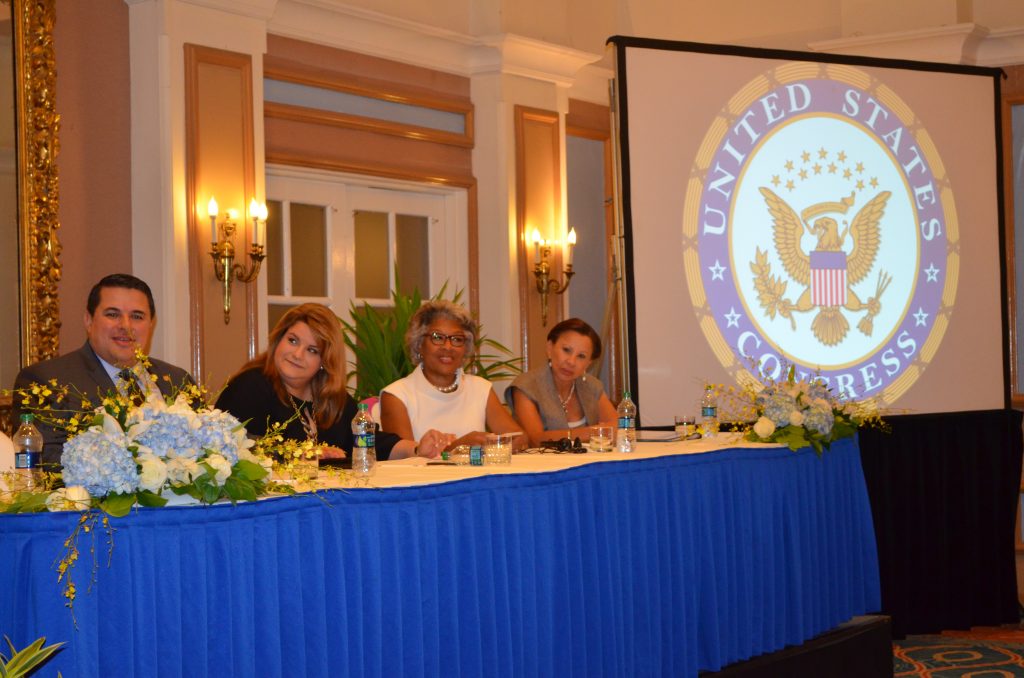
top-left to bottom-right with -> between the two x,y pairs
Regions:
566,227 -> 577,266
249,198 -> 260,246
256,202 -> 269,248
207,197 -> 219,244
531,228 -> 541,264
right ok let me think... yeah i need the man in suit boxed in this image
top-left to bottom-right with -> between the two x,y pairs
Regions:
12,273 -> 193,467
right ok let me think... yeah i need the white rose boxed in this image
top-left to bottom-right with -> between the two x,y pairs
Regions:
236,446 -> 257,464
45,486 -> 92,512
65,485 -> 92,510
752,416 -> 776,439
137,453 -> 169,493
166,457 -> 201,485
789,409 -> 805,426
205,453 -> 232,486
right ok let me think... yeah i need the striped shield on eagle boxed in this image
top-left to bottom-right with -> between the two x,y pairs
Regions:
810,251 -> 847,307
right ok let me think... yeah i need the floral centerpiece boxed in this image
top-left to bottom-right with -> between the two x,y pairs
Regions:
3,379 -> 274,517
1,363 -> 326,613
719,365 -> 883,454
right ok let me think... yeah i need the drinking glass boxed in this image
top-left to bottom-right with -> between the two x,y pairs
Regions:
483,433 -> 514,465
675,415 -> 696,439
589,425 -> 614,452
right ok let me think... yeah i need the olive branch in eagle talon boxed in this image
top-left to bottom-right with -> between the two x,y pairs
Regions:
751,186 -> 892,346
751,249 -> 798,329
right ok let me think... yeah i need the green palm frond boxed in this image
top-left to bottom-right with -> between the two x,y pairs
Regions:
341,271 -> 522,400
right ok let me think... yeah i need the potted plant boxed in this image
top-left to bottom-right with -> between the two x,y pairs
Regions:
1,635 -> 64,677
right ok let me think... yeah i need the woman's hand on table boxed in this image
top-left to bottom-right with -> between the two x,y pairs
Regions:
446,431 -> 489,451
416,429 -> 455,458
320,445 -> 347,460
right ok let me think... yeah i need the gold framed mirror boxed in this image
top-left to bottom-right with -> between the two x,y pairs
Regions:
14,0 -> 60,365
0,0 -> 60,433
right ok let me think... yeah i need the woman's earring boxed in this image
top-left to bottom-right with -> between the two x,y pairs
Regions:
415,352 -> 422,362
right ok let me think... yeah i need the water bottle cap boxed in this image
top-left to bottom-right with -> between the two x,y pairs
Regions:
19,413 -> 33,423
358,402 -> 368,411
623,391 -> 630,398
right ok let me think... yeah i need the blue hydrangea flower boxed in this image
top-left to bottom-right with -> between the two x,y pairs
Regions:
61,427 -> 139,496
760,390 -> 797,427
192,409 -> 248,465
803,403 -> 835,436
129,397 -> 203,461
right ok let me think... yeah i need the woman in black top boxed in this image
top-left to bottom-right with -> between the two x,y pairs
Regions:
215,303 -> 448,464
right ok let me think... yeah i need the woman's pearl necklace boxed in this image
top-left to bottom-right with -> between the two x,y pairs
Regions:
427,370 -> 459,393
435,380 -> 459,394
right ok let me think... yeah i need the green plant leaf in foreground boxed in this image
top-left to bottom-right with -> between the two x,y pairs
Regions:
1,634 -> 65,678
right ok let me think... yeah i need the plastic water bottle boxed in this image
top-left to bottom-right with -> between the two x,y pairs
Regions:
616,391 -> 637,453
701,385 -> 719,438
13,413 -> 43,487
351,403 -> 376,477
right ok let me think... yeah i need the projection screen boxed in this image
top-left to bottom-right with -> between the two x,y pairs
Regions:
610,37 -> 1007,426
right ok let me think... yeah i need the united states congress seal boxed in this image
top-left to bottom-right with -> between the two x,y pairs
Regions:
683,63 -> 958,406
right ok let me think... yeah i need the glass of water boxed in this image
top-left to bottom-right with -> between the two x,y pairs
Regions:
589,425 -> 614,452
483,433 -> 514,465
675,415 -> 696,439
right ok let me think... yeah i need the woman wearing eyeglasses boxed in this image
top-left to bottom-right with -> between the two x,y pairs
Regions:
380,300 -> 523,458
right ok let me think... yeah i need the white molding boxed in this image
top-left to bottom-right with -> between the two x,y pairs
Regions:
976,26 -> 1024,67
270,0 -> 602,88
808,22 -> 991,65
164,0 -> 278,21
474,34 -> 603,87
569,63 -> 615,107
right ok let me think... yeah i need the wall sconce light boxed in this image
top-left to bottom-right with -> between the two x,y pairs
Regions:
531,226 -> 577,326
208,197 -> 267,324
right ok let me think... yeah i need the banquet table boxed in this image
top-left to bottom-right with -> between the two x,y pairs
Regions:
0,434 -> 880,677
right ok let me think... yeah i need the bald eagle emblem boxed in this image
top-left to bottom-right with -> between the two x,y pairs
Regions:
751,187 -> 892,346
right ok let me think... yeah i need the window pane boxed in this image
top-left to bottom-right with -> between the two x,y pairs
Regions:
395,213 -> 429,297
267,303 -> 295,335
266,200 -> 284,295
354,210 -> 390,299
290,203 -> 328,297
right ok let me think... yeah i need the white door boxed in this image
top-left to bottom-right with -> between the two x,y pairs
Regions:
264,167 -> 469,346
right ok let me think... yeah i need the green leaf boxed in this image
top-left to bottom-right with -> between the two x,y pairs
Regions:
224,476 -> 258,503
341,267 -> 523,400
233,458 -> 268,481
100,493 -> 137,518
1,635 -> 64,677
2,491 -> 50,514
773,424 -> 810,451
135,490 -> 168,508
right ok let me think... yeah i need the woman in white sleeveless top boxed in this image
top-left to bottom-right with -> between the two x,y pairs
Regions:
381,300 -> 522,459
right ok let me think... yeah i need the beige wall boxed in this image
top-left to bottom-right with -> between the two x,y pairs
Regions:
54,0 -> 132,349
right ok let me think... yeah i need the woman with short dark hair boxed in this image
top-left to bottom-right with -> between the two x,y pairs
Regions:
505,317 -> 617,446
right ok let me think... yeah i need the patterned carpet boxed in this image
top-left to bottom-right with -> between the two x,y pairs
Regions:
894,628 -> 1024,677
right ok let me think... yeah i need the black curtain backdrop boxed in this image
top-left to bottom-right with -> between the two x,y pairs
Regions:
859,409 -> 1023,637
